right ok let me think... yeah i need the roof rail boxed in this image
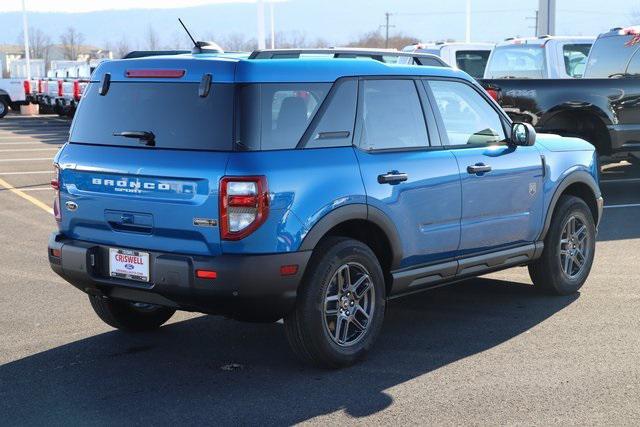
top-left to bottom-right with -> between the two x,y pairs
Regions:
123,50 -> 190,59
248,48 -> 449,67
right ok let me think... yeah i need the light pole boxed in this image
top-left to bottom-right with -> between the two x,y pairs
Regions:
257,0 -> 266,50
270,1 -> 275,49
21,0 -> 31,80
465,0 -> 471,43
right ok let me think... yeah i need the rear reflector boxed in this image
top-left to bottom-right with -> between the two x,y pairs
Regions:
50,248 -> 61,258
280,265 -> 299,276
125,69 -> 185,78
196,269 -> 217,279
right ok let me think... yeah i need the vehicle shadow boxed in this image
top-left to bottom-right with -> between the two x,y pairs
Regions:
0,277 -> 577,425
0,115 -> 68,144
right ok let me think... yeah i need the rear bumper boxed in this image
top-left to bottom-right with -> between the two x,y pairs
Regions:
48,233 -> 311,320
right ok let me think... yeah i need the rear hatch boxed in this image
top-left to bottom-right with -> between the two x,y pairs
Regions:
57,60 -> 236,256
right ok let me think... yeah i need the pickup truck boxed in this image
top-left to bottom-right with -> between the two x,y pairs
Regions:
0,78 -> 30,118
484,36 -> 594,79
401,42 -> 494,78
480,29 -> 639,158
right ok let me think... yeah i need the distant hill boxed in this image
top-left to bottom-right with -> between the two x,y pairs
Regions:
0,1 -> 618,51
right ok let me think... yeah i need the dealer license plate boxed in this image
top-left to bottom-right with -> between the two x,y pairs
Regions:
109,248 -> 150,282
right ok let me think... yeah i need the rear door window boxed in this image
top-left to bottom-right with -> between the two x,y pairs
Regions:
70,82 -> 234,151
455,50 -> 491,78
304,79 -> 357,148
358,79 -> 429,150
585,34 -> 640,78
562,43 -> 592,77
236,83 -> 330,150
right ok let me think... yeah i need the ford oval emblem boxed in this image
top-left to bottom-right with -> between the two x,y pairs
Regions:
65,201 -> 78,211
124,264 -> 134,270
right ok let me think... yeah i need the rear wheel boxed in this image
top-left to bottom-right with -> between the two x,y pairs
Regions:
529,195 -> 596,295
88,295 -> 175,331
284,237 -> 385,368
0,98 -> 9,118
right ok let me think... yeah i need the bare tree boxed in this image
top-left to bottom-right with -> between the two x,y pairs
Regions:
347,30 -> 418,50
220,33 -> 257,51
59,27 -> 85,60
115,35 -> 131,59
145,25 -> 160,50
17,27 -> 53,72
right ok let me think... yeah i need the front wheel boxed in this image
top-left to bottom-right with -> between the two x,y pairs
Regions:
529,195 -> 596,295
89,295 -> 175,332
284,237 -> 386,368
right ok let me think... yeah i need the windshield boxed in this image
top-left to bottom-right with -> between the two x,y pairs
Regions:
70,82 -> 234,150
484,45 -> 545,79
455,50 -> 491,78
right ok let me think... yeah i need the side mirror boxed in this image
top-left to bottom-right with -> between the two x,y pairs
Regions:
510,122 -> 536,147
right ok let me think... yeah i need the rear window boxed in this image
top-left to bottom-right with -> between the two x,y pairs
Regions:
563,43 -> 591,77
584,34 -> 640,78
235,83 -> 330,150
484,45 -> 545,79
70,82 -> 234,150
455,50 -> 491,78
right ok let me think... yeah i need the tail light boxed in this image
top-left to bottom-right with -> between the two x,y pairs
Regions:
57,80 -> 63,97
23,80 -> 31,94
485,88 -> 500,103
73,80 -> 81,101
37,79 -> 43,94
51,164 -> 61,222
42,80 -> 48,93
219,176 -> 269,240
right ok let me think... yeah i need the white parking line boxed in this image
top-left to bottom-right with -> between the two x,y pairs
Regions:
600,178 -> 640,184
0,171 -> 51,175
0,148 -> 60,152
604,203 -> 640,209
0,141 -> 64,146
0,157 -> 54,162
16,187 -> 52,192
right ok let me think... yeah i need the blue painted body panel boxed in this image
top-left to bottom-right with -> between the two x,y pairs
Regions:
354,148 -> 461,268
92,54 -> 471,84
450,144 -> 545,256
55,52 -> 601,276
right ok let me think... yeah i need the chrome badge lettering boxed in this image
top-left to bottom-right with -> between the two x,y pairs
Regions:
91,177 -> 174,194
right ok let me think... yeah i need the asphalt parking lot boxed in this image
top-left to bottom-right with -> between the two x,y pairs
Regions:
1,114 -> 639,425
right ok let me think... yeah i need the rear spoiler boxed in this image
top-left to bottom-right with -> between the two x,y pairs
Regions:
123,50 -> 190,59
248,48 -> 449,67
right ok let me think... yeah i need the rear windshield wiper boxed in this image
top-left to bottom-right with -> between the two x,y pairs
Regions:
113,131 -> 156,147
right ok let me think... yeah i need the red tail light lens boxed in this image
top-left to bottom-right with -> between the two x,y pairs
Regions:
52,164 -> 61,222
125,69 -> 185,78
57,80 -> 63,97
37,79 -> 43,93
23,80 -> 31,94
196,269 -> 217,279
219,176 -> 269,240
485,88 -> 500,102
73,80 -> 80,101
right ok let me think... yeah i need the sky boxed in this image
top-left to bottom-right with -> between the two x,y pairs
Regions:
1,0 -> 638,47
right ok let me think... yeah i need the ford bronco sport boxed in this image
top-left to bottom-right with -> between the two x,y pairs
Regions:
48,48 -> 602,368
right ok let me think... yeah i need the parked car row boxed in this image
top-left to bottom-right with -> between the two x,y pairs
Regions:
25,77 -> 90,117
479,27 -> 640,160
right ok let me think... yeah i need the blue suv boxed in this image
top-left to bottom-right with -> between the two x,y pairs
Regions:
48,48 -> 603,368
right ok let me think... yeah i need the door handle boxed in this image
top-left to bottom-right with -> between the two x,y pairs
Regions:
467,163 -> 492,175
377,171 -> 408,185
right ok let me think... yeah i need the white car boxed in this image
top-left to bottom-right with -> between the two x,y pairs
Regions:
401,42 -> 494,78
483,36 -> 595,79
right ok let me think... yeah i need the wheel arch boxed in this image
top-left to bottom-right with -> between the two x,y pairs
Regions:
539,107 -> 612,155
298,204 -> 403,295
540,171 -> 601,241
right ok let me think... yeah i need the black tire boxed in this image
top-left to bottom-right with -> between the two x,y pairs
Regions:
284,237 -> 386,368
88,295 -> 175,332
0,98 -> 9,118
529,195 -> 596,295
